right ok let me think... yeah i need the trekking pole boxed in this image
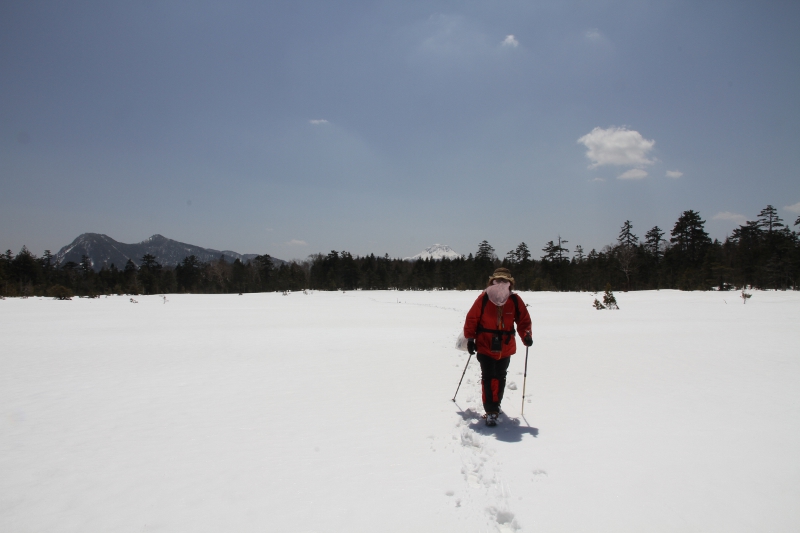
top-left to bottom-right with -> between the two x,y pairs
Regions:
521,345 -> 530,415
451,354 -> 472,402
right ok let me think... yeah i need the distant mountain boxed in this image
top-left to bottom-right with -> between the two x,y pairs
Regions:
54,233 -> 283,271
404,244 -> 462,261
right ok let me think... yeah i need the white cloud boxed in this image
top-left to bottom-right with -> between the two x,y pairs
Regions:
405,13 -> 497,66
286,239 -> 308,246
417,14 -> 480,59
666,170 -> 683,179
502,35 -> 519,48
583,28 -> 615,50
590,177 -> 606,183
618,168 -> 648,180
784,201 -> 800,214
585,29 -> 603,42
309,119 -> 329,125
713,212 -> 747,225
577,126 -> 656,168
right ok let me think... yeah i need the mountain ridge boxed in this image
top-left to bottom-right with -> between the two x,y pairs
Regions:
404,244 -> 462,261
55,233 -> 283,271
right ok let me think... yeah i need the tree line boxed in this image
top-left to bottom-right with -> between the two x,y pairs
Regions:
2,206 -> 799,298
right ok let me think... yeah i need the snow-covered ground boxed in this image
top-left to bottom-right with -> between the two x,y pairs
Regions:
2,290 -> 799,532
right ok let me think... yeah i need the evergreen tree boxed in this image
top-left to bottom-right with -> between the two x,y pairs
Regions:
615,221 -> 638,290
728,220 -> 764,286
41,250 -> 54,275
602,283 -> 619,309
504,249 -> 517,264
137,254 -> 162,294
78,254 -> 96,295
253,254 -> 274,291
541,236 -> 569,262
505,242 -> 531,265
755,205 -> 791,286
617,220 -> 638,248
39,250 -> 56,292
0,251 -> 10,296
476,240 -> 495,261
644,226 -> 665,261
230,259 -> 247,293
540,236 -> 570,290
140,254 -> 160,271
670,210 -> 711,266
756,205 -> 784,234
474,241 -> 496,287
12,247 -> 41,295
516,242 -> 532,264
309,251 -> 346,290
123,259 -> 138,293
340,251 -> 359,290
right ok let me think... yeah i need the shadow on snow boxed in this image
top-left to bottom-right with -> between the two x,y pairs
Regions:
453,405 -> 539,442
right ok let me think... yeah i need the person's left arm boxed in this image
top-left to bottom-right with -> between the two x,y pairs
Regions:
515,296 -> 533,346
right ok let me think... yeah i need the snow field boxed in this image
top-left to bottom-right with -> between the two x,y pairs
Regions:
1,290 -> 799,532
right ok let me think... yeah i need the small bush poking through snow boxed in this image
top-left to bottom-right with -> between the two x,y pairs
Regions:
603,283 -> 619,309
593,284 -> 619,310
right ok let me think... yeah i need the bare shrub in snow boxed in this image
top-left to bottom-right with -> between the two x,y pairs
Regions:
48,285 -> 74,300
741,288 -> 752,304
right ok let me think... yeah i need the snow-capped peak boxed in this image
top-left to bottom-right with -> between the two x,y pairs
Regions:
404,244 -> 462,261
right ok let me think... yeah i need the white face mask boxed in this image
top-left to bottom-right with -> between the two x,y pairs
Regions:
485,280 -> 511,306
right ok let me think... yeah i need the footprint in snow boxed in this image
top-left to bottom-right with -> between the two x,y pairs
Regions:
453,369 -> 522,530
487,506 -> 521,531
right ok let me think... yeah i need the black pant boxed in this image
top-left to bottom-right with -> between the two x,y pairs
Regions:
477,353 -> 511,414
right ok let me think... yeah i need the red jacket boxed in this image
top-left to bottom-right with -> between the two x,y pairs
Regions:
463,292 -> 532,360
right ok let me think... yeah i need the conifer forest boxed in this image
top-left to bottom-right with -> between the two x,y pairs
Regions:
3,207 -> 799,298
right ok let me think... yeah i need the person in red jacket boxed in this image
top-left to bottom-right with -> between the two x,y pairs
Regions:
463,267 -> 532,426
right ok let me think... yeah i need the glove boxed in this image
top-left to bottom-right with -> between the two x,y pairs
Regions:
467,339 -> 476,355
523,334 -> 533,347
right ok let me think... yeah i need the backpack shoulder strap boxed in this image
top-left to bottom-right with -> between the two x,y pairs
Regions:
511,293 -> 520,321
475,293 -> 489,334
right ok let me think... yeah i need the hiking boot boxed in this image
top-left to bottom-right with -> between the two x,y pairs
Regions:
485,412 -> 499,427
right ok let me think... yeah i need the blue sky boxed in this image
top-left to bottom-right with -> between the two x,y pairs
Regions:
2,1 -> 799,261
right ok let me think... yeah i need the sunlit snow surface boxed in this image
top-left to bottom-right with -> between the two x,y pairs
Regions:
2,290 -> 799,532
